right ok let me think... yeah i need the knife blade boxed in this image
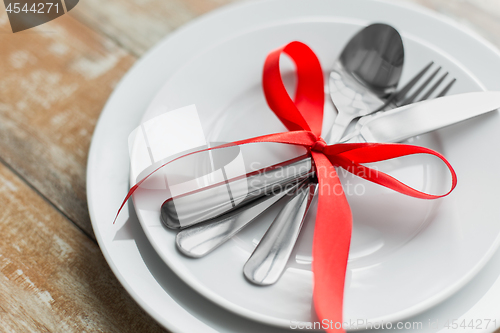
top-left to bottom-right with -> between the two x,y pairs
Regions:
342,91 -> 500,143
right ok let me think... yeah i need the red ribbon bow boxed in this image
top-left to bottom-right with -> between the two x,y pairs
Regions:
116,41 -> 457,332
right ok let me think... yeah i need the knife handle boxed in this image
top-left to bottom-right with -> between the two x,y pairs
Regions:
160,156 -> 313,229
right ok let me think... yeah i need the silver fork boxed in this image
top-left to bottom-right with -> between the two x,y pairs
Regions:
242,63 -> 457,286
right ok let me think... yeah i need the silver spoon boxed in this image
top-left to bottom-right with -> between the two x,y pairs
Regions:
244,23 -> 404,285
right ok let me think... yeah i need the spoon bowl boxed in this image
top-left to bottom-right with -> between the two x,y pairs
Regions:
340,23 -> 404,98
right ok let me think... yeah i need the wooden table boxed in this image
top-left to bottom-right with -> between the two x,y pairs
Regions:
0,0 -> 499,331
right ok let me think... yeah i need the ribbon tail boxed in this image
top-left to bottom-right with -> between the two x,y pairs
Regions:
113,130 -> 319,223
311,152 -> 352,332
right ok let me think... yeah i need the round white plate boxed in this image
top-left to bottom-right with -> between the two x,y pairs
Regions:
88,0 -> 500,332
129,4 -> 500,329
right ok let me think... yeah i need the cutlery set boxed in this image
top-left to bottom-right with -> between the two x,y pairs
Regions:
159,23 -> 500,286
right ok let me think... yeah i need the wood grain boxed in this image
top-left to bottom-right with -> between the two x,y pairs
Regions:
0,10 -> 135,238
0,0 -> 499,331
68,0 -> 241,57
407,0 -> 500,49
0,162 -> 165,332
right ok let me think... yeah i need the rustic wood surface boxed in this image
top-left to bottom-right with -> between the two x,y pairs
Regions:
0,0 -> 499,331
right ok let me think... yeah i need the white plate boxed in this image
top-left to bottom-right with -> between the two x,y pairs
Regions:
88,0 -> 500,332
129,5 -> 500,329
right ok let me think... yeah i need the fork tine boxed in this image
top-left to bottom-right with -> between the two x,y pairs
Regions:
436,78 -> 457,98
401,67 -> 441,105
418,72 -> 448,102
391,61 -> 434,105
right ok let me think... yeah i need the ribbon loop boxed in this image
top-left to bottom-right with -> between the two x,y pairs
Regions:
263,41 -> 324,136
325,143 -> 457,200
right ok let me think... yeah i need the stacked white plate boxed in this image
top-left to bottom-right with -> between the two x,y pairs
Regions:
87,1 -> 500,332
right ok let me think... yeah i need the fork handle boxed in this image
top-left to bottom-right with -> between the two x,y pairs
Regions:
243,181 -> 317,285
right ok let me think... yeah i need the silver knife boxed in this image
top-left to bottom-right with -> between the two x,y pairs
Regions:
173,91 -> 500,258
166,91 -> 500,228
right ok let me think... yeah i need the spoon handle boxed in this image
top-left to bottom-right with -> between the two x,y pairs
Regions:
323,111 -> 353,144
244,181 -> 317,286
176,181 -> 303,258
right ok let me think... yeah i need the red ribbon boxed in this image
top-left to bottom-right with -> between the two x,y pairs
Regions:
116,41 -> 457,332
